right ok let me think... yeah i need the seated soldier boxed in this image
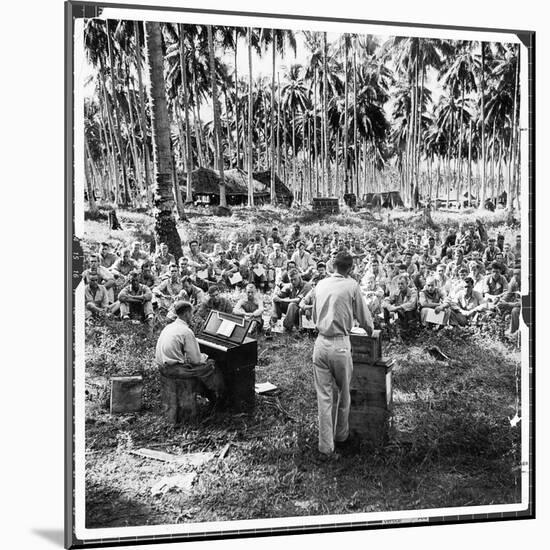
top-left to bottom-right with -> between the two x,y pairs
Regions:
286,223 -> 302,247
197,285 -> 234,320
285,241 -> 296,261
154,242 -> 175,268
325,248 -> 339,274
383,275 -> 418,336
311,262 -> 328,285
419,277 -> 449,326
152,255 -> 169,281
155,300 -> 224,408
482,261 -> 509,303
99,242 -> 118,269
291,241 -> 316,281
211,249 -> 239,287
82,254 -> 115,291
496,268 -> 521,335
278,260 -> 298,287
138,260 -> 158,289
179,276 -> 205,307
468,260 -> 485,293
267,243 -> 287,289
513,234 -> 521,260
167,276 -> 205,321
360,273 -> 385,319
118,270 -> 154,324
502,242 -> 516,270
482,237 -> 499,267
153,263 -> 183,311
362,258 -> 388,293
111,248 -> 138,278
233,283 -> 264,334
310,242 -> 327,265
433,263 -> 451,295
450,276 -> 486,326
252,228 -> 267,248
417,243 -> 438,272
178,256 -> 194,279
447,265 -> 470,300
246,243 -> 268,290
187,240 -> 211,280
271,268 -> 312,333
129,240 -> 149,265
270,226 -> 283,244
85,273 -> 112,320
383,242 -> 402,265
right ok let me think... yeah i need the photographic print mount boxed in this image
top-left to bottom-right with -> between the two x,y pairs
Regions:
66,1 -> 535,547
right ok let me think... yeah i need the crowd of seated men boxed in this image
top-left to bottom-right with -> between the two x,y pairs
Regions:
83,220 -> 522,340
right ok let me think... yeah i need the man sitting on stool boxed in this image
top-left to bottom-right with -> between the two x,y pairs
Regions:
155,301 -> 225,418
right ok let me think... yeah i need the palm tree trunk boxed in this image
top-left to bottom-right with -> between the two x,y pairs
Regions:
322,32 -> 330,195
478,41 -> 487,209
133,21 -> 153,206
468,119 -> 473,207
144,21 -> 183,257
106,20 -> 130,205
192,57 -> 206,167
177,24 -> 194,203
313,67 -> 319,196
270,35 -> 276,203
125,70 -> 147,202
353,43 -> 358,197
99,69 -> 120,205
343,38 -> 349,194
508,44 -> 520,211
234,30 -> 240,170
247,28 -> 254,207
277,72 -> 282,182
207,25 -> 227,208
224,92 -> 233,169
84,136 -> 98,213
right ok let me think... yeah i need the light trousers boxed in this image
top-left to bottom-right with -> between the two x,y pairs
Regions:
312,334 -> 353,454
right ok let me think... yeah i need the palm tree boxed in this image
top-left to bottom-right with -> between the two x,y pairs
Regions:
207,25 -> 227,208
144,21 -> 183,257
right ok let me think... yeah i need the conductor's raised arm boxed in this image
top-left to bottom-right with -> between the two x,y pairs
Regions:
353,284 -> 374,336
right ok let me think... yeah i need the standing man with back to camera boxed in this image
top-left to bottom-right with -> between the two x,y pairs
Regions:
312,251 -> 374,459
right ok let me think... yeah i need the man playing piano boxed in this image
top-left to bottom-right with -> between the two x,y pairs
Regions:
155,301 -> 224,410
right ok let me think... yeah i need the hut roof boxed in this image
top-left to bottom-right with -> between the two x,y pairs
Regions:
186,167 -> 267,196
253,170 -> 293,199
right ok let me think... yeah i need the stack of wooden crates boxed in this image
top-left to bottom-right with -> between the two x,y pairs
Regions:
349,330 -> 394,447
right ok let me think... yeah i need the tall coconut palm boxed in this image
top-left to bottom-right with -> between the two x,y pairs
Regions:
207,25 -> 227,208
144,21 -> 183,257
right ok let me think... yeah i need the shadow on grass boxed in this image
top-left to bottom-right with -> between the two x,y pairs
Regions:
86,482 -> 157,529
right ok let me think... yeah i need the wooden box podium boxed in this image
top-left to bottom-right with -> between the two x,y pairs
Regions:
349,331 -> 394,447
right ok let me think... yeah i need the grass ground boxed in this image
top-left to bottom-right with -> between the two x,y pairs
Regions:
82,206 -> 522,528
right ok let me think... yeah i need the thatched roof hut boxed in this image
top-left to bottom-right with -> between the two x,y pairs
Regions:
253,170 -> 294,206
182,167 -> 268,205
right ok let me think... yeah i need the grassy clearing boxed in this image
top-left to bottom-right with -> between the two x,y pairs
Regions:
83,207 -> 522,528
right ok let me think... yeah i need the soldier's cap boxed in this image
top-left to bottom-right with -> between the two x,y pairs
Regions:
208,285 -> 220,295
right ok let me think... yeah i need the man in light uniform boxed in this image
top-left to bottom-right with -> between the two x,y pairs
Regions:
311,252 -> 374,458
155,301 -> 224,401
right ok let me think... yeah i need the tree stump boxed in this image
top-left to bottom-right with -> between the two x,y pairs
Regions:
160,374 -> 202,425
108,209 -> 122,230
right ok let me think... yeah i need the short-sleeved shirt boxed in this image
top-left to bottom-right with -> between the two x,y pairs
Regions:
155,318 -> 203,366
85,284 -> 108,308
312,273 -> 373,337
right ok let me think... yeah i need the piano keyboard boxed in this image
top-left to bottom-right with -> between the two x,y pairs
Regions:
197,338 -> 228,351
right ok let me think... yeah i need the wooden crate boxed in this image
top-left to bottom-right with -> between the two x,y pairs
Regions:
349,356 -> 394,447
350,330 -> 382,365
110,376 -> 143,414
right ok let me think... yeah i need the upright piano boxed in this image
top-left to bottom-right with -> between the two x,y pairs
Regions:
197,310 -> 257,412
